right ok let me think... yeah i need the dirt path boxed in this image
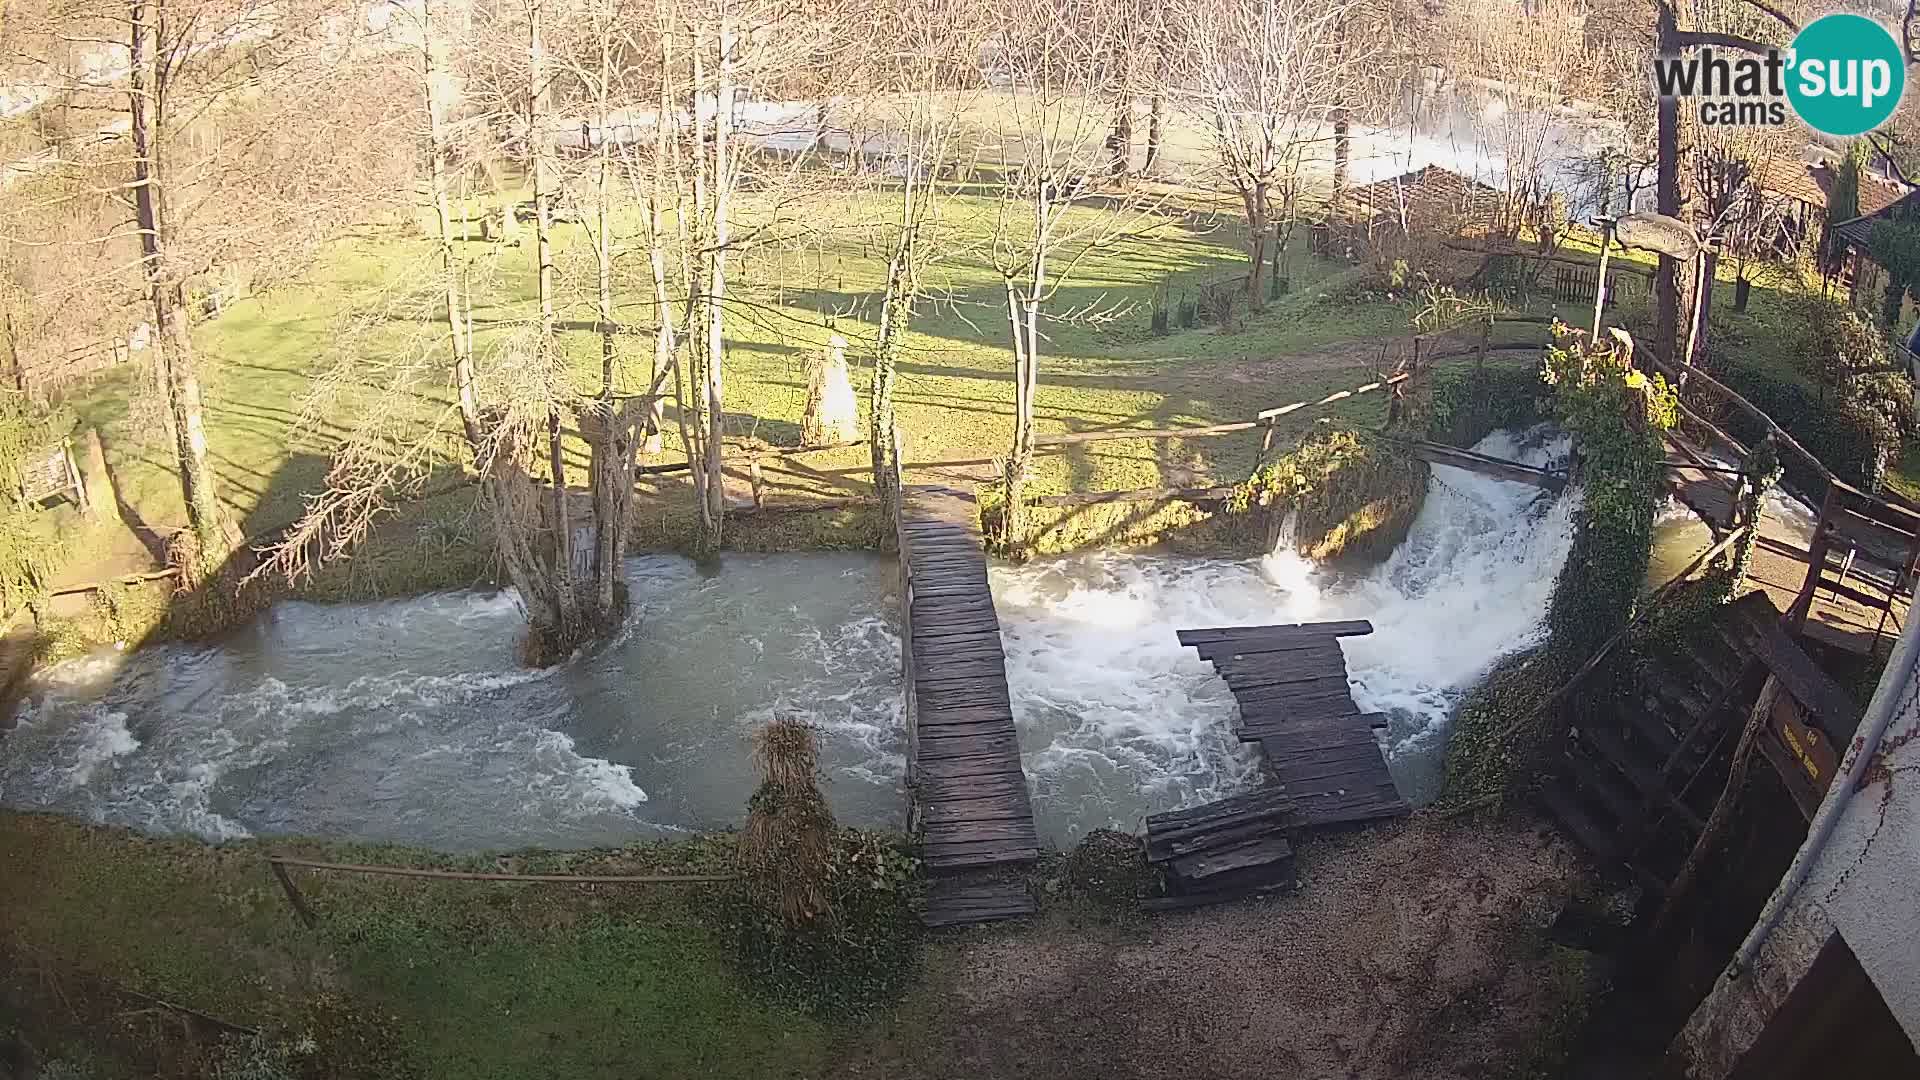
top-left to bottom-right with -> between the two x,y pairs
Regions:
843,814 -> 1593,1080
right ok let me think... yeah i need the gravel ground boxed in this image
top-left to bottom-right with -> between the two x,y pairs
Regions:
842,812 -> 1594,1080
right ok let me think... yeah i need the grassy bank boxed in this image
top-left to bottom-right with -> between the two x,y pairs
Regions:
0,813 -> 842,1079
1,809 -> 1608,1080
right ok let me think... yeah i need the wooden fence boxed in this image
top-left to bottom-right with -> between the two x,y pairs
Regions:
14,335 -> 133,401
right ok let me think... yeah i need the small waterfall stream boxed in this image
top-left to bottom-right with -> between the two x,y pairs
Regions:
995,428 -> 1580,844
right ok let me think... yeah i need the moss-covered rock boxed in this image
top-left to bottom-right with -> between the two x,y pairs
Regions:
1231,425 -> 1429,565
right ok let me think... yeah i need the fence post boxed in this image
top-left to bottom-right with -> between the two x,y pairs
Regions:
269,860 -> 319,929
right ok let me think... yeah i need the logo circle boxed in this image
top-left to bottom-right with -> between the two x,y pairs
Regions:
1786,14 -> 1906,137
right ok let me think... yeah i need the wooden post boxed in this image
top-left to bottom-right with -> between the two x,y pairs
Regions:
1650,675 -> 1781,939
749,457 -> 765,510
1591,218 -> 1615,340
1785,485 -> 1841,633
1680,245 -> 1719,386
269,860 -> 319,929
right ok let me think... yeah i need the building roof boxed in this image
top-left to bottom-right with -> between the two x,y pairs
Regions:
1831,187 -> 1920,252
1753,157 -> 1908,216
1339,165 -> 1504,223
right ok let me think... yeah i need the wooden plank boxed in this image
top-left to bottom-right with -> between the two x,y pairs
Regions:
1724,599 -> 1862,740
919,794 -> 1034,827
1221,672 -> 1354,699
1267,734 -> 1390,768
917,731 -> 1022,760
917,771 -> 1031,802
1290,792 -> 1409,827
1235,708 -> 1383,737
1169,833 -> 1293,882
1211,642 -> 1346,671
922,837 -> 1041,865
915,658 -> 1011,682
1148,816 -> 1293,864
1272,758 -> 1396,792
924,818 -> 1039,845
1144,787 -> 1294,830
1178,620 -> 1374,645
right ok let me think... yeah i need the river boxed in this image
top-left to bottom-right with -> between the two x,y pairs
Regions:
4,429 -> 1603,851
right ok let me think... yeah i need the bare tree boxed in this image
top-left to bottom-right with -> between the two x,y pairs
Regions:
982,0 -> 1172,552
1171,0 -> 1384,308
4,0 -> 414,581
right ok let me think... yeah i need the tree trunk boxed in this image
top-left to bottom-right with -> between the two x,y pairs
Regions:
1144,94 -> 1162,175
701,19 -> 737,548
129,0 -> 232,563
528,0 -> 580,645
1242,180 -> 1269,310
1108,103 -> 1133,181
1653,0 -> 1683,362
1332,114 -> 1350,198
423,0 -> 481,455
871,247 -> 907,524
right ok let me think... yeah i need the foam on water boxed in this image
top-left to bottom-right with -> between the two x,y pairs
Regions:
992,428 -> 1579,842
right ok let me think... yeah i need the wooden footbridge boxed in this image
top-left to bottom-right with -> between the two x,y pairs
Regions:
1143,620 -> 1409,907
894,489 -> 1415,919
895,485 -> 1041,927
1656,358 -> 1918,658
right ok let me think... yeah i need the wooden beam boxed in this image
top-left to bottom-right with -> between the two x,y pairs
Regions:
1397,440 -> 1567,490
1649,675 -> 1781,939
1025,486 -> 1234,507
1034,374 -> 1411,448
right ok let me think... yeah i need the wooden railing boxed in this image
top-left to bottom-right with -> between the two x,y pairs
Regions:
1654,355 -> 1920,648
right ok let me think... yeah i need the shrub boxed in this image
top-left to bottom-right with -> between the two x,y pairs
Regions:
740,717 -> 835,926
723,829 -> 920,1019
1443,324 -> 1676,801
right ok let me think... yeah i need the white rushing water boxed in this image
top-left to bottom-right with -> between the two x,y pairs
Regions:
992,428 -> 1579,845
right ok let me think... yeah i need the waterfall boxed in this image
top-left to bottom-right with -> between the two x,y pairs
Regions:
993,427 -> 1580,844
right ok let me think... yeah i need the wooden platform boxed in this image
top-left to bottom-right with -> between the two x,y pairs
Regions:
1143,788 -> 1298,907
896,486 -> 1040,926
1662,433 -> 1911,656
1180,621 -> 1408,829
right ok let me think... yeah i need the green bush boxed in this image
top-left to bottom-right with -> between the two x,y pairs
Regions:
1444,326 -> 1676,801
1426,362 -> 1549,448
722,830 -> 920,1019
1704,354 -> 1897,491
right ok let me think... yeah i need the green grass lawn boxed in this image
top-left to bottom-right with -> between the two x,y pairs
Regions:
56,190 -> 1429,587
0,813 -> 828,1079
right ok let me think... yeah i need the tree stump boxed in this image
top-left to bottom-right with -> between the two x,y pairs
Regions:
800,334 -> 858,447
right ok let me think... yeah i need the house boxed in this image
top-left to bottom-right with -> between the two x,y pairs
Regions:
1336,164 -> 1505,234
1664,610 -> 1920,1077
1750,154 -> 1908,257
1825,188 -> 1920,319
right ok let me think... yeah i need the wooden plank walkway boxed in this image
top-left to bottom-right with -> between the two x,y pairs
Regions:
896,486 -> 1039,925
1179,620 -> 1409,829
1662,433 -> 1911,656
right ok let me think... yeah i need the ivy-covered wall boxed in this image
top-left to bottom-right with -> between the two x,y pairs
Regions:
1424,361 -> 1549,450
1444,326 -> 1679,802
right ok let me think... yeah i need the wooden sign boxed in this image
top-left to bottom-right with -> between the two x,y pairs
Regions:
1762,692 -> 1839,820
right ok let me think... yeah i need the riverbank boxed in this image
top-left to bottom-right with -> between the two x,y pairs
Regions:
0,809 -> 1602,1080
